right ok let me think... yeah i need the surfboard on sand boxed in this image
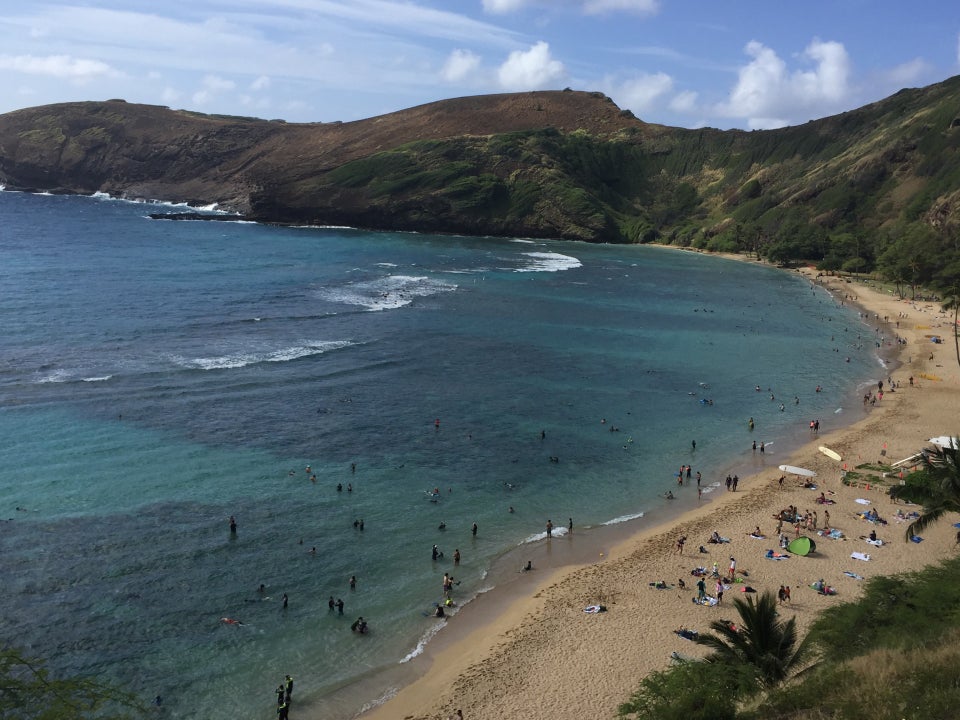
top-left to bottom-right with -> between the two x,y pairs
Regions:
818,446 -> 842,462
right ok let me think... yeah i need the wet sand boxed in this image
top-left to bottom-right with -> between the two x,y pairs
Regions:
356,265 -> 960,720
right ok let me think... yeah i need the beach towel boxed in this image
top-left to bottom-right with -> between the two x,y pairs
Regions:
740,586 -> 757,593
674,629 -> 699,641
749,533 -> 766,539
692,596 -> 718,606
818,528 -> 845,539
649,581 -> 672,589
865,538 -> 884,546
765,549 -> 789,560
855,498 -> 871,505
843,571 -> 864,580
911,535 -> 924,543
851,552 -> 871,561
690,567 -> 708,576
583,604 -> 607,613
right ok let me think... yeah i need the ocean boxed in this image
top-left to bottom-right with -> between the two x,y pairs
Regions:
0,190 -> 882,719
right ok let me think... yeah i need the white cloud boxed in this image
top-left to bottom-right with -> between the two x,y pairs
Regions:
498,41 -> 565,90
202,74 -> 235,92
583,0 -> 659,16
250,75 -> 270,91
161,87 -> 181,104
0,53 -> 116,79
482,0 -> 528,12
615,71 -> 673,113
717,38 -> 851,127
883,58 -> 931,86
669,89 -> 698,113
441,49 -> 482,83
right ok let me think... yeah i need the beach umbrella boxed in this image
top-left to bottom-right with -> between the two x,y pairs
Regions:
787,536 -> 816,556
778,464 -> 817,478
928,436 -> 958,449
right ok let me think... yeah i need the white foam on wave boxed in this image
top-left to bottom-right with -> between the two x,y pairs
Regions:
399,619 -> 446,663
174,340 -> 353,371
518,526 -> 570,544
320,275 -> 456,312
515,251 -> 582,273
82,375 -> 113,382
602,510 -> 645,526
509,238 -> 537,244
35,369 -> 72,383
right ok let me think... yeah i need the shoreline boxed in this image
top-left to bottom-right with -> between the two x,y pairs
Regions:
347,257 -> 960,720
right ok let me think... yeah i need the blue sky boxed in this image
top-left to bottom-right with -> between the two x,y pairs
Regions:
1,1 -> 959,130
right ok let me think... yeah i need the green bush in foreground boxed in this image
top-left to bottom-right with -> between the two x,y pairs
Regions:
0,647 -> 144,720
620,554 -> 960,720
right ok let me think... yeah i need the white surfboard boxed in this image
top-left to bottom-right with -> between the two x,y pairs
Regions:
818,446 -> 842,462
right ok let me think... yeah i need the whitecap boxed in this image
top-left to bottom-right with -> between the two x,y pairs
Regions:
514,251 -> 582,273
35,369 -> 72,383
602,510 -> 645,526
174,340 -> 353,371
319,275 -> 456,311
399,620 -> 446,663
82,375 -> 113,382
518,526 -> 570,544
509,238 -> 537,244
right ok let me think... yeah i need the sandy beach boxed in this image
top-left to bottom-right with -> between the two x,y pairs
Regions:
358,264 -> 960,720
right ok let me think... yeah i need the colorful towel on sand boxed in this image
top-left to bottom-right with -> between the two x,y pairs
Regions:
851,552 -> 871,561
865,538 -> 884,546
674,629 -> 699,641
649,581 -> 673,589
692,596 -> 718,606
583,604 -> 607,613
855,498 -> 871,505
843,571 -> 864,580
765,549 -> 789,560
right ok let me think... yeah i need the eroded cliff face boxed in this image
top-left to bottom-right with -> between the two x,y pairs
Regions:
0,92 -> 652,241
4,76 -> 960,251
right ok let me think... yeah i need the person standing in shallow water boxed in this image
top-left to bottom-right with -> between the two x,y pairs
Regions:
546,519 -> 553,537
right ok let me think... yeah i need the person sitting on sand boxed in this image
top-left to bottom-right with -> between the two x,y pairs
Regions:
678,578 -> 686,589
709,531 -> 722,544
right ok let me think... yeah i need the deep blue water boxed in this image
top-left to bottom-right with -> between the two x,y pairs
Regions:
0,191 -> 880,718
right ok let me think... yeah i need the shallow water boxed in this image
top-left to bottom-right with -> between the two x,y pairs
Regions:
0,191 -> 881,718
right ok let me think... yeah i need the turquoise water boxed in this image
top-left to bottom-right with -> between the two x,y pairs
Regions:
0,191 -> 880,718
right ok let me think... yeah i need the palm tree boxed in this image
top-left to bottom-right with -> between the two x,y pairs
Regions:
889,438 -> 960,539
695,591 -> 813,690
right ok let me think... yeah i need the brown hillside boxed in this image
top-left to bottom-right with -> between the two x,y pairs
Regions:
0,90 -> 648,211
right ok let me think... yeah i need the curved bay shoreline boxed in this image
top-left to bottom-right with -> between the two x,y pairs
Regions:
336,257 -> 960,720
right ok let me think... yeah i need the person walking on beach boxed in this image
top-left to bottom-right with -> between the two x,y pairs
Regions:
676,535 -> 686,554
696,577 -> 706,601
716,580 -> 724,605
725,475 -> 732,491
732,475 -> 739,491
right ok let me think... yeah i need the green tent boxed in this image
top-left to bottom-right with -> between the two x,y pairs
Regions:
787,536 -> 816,556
